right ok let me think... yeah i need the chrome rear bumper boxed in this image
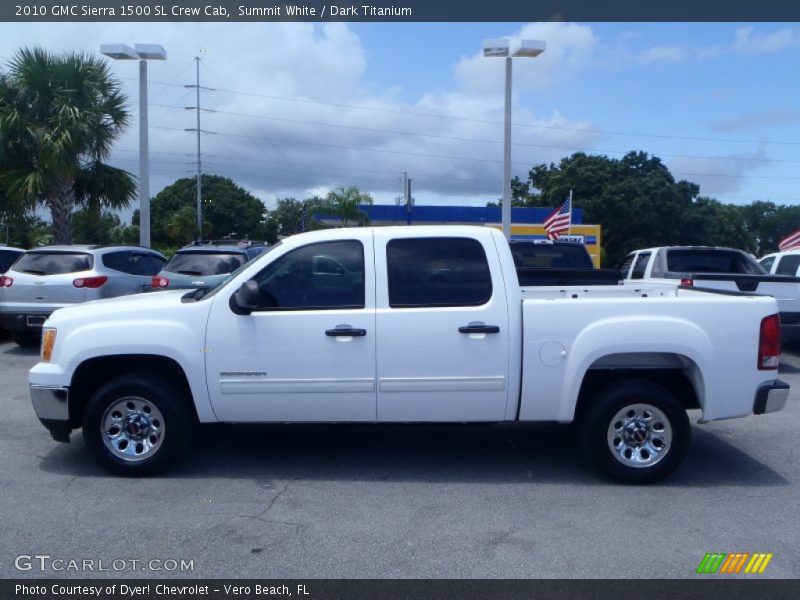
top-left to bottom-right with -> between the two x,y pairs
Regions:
753,380 -> 790,415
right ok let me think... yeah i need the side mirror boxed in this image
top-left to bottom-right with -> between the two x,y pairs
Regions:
230,280 -> 262,315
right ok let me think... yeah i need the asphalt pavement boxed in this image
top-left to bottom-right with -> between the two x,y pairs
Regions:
0,338 -> 798,579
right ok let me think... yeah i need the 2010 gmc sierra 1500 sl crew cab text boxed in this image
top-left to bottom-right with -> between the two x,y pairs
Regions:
29,226 -> 789,483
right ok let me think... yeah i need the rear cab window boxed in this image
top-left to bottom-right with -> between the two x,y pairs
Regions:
164,252 -> 246,276
510,242 -> 593,269
11,252 -> 93,275
666,249 -> 765,274
760,256 -> 776,273
386,237 -> 492,308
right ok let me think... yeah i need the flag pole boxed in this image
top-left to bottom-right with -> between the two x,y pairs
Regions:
568,189 -> 573,234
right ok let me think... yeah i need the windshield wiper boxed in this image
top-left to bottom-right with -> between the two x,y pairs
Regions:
21,269 -> 46,275
177,270 -> 203,276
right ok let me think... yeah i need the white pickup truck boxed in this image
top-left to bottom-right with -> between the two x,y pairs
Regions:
29,227 -> 789,483
620,246 -> 800,331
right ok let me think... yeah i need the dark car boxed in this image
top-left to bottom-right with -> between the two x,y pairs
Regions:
151,241 -> 269,291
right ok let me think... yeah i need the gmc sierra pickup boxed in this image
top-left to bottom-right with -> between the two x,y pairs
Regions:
29,226 -> 789,483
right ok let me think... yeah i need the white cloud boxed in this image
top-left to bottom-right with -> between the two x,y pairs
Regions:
732,26 -> 800,55
711,110 -> 800,133
0,21 -> 606,212
638,45 -> 685,64
668,147 -> 769,197
453,22 -> 598,94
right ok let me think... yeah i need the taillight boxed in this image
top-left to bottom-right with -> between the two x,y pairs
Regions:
680,278 -> 694,287
73,275 -> 108,289
151,276 -> 170,288
758,314 -> 781,370
0,276 -> 12,287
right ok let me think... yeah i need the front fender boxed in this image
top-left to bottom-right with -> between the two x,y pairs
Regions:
31,318 -> 216,423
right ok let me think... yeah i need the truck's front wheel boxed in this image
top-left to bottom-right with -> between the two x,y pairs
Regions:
83,375 -> 195,476
583,380 -> 690,484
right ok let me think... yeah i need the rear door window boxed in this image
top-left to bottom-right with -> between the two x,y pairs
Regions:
387,238 -> 492,308
776,255 -> 800,276
12,252 -> 93,275
164,252 -> 246,276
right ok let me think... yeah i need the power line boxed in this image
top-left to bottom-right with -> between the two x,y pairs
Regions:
148,101 -> 800,167
127,75 -> 800,148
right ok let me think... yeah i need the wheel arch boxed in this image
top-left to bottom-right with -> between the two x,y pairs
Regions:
572,352 -> 705,423
68,354 -> 199,429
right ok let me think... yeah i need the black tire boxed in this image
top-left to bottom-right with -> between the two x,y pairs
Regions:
582,379 -> 690,484
11,332 -> 40,347
82,374 -> 196,476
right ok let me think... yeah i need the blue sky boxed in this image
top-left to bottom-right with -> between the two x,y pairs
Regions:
2,21 -> 799,210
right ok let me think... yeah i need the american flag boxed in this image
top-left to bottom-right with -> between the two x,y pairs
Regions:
779,229 -> 800,251
543,196 -> 572,240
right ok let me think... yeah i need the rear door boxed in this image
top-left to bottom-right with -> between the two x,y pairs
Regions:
6,251 -> 91,306
374,230 -> 510,422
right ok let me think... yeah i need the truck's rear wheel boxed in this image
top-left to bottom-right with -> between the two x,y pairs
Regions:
582,380 -> 690,484
83,374 -> 195,476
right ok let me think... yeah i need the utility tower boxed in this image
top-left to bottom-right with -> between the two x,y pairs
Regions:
184,57 -> 216,241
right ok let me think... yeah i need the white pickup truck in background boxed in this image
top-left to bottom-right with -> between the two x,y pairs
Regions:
620,245 -> 800,332
29,227 -> 789,483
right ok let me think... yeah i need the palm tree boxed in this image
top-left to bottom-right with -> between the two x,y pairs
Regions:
0,47 -> 135,244
324,186 -> 373,227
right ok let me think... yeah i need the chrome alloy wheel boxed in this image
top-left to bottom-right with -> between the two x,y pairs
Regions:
101,396 -> 165,462
606,403 -> 672,469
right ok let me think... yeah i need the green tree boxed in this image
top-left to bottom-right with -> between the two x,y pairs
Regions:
525,151 -> 759,266
0,47 -> 135,244
147,174 -> 276,246
267,197 -> 326,237
323,186 -> 372,227
71,207 -> 123,245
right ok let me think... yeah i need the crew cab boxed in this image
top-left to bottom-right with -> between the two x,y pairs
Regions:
29,227 -> 789,483
620,246 -> 800,329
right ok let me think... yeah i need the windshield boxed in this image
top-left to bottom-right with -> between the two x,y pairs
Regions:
12,251 -> 93,275
164,251 -> 246,276
186,241 -> 283,301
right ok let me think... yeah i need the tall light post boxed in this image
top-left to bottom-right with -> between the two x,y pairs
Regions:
483,38 -> 545,239
100,43 -> 167,248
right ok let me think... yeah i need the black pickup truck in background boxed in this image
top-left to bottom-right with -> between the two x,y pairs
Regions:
510,240 -> 622,286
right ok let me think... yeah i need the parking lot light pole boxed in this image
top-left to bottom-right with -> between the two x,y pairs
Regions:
100,43 -> 167,248
483,38 -> 545,239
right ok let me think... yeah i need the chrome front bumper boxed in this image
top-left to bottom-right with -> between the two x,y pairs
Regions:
754,380 -> 790,415
30,385 -> 71,442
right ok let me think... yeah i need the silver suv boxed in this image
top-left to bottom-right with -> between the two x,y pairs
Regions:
0,245 -> 166,346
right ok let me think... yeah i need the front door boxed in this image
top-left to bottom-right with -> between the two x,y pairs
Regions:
374,231 -> 511,422
205,237 -> 376,422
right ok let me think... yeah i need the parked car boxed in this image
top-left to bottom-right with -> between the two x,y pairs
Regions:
0,245 -> 26,337
620,246 -> 800,330
30,227 -> 788,483
150,241 -> 268,291
510,239 -> 621,286
0,245 -> 166,347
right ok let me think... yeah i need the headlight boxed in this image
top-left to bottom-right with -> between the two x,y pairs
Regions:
41,328 -> 57,363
